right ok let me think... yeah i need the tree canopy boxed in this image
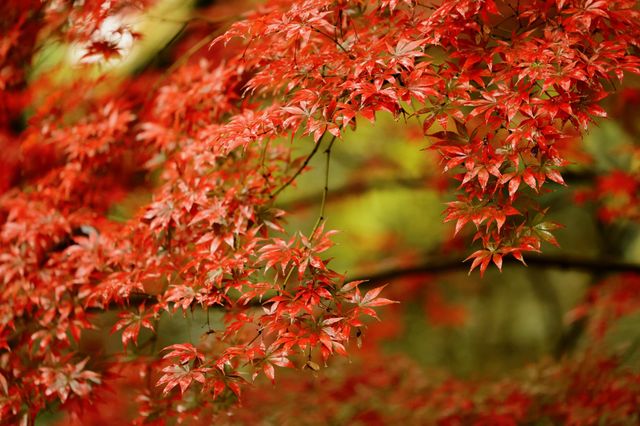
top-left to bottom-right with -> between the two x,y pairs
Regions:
2,0 -> 640,424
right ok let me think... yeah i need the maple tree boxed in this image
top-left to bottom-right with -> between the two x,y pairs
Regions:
1,0 -> 640,424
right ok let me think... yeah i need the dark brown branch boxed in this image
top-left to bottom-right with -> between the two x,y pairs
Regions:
117,253 -> 640,310
310,135 -> 337,234
279,169 -> 597,212
10,254 -> 636,349
270,132 -> 327,200
310,27 -> 353,58
348,254 -> 640,285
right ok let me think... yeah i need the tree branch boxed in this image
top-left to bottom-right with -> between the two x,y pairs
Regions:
116,253 -> 640,310
348,254 -> 640,284
310,135 -> 337,235
279,169 -> 597,212
270,132 -> 327,200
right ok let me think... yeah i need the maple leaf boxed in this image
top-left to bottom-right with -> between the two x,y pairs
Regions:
110,305 -> 155,350
157,364 -> 207,395
40,358 -> 102,404
260,350 -> 294,383
346,285 -> 398,319
465,249 -> 500,276
162,343 -> 205,364
82,40 -> 123,62
532,221 -> 562,247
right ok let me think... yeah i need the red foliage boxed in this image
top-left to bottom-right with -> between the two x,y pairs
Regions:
1,0 -> 640,424
228,354 -> 640,426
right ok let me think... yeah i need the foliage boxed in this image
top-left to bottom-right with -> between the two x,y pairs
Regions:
1,0 -> 640,424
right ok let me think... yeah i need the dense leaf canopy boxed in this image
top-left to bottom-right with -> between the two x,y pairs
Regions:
1,0 -> 640,424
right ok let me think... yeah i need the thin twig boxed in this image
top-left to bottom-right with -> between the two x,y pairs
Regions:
148,26 -> 228,98
144,13 -> 223,25
311,135 -> 337,235
311,27 -> 353,57
270,131 -> 327,200
281,265 -> 295,291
